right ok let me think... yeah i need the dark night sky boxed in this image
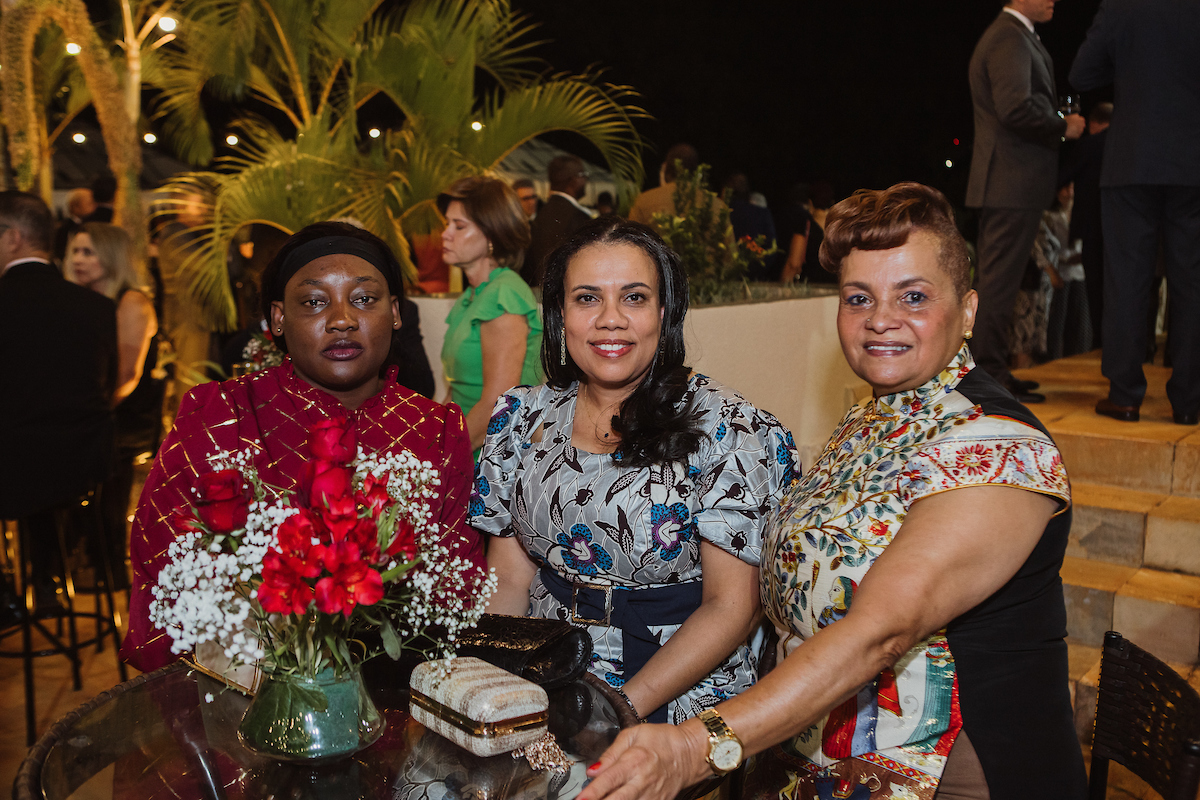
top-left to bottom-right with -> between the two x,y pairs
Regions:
513,0 -> 1106,211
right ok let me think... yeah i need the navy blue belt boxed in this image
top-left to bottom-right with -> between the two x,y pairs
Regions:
539,566 -> 703,723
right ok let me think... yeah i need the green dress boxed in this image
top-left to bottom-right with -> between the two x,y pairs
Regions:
441,267 -> 543,421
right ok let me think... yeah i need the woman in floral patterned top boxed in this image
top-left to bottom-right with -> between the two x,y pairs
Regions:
580,184 -> 1086,800
474,219 -> 799,724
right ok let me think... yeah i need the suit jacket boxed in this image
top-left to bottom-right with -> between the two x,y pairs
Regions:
0,261 -> 117,518
522,194 -> 592,287
1058,129 -> 1107,241
966,12 -> 1068,209
1069,0 -> 1200,187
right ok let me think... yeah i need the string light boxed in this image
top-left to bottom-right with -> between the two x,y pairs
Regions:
158,16 -> 177,32
471,121 -> 483,131
65,42 -> 81,55
72,132 -> 86,144
144,133 -> 158,144
368,128 -> 381,139
226,134 -> 239,146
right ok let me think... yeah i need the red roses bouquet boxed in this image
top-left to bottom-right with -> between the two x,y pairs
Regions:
150,418 -> 493,679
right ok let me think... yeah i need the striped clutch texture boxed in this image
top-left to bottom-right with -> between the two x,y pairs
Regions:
409,657 -> 549,757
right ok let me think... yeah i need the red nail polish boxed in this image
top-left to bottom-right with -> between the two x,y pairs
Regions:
587,761 -> 601,772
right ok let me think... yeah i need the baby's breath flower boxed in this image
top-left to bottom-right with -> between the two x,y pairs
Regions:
153,441 -> 486,676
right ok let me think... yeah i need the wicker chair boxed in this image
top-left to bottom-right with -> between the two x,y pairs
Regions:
1088,630 -> 1200,800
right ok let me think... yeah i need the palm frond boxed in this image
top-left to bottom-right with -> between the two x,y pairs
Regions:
356,0 -> 486,134
460,75 -> 648,207
142,45 -> 217,164
164,115 -> 420,328
389,125 -> 473,215
472,3 -> 545,90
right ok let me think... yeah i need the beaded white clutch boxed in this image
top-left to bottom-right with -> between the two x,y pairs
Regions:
409,657 -> 549,757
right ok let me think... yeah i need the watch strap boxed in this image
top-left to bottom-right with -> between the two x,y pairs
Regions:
698,708 -> 743,775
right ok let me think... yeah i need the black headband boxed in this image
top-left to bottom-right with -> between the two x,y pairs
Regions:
271,235 -> 397,299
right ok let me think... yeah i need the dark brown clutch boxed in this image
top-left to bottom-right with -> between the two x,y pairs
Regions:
456,614 -> 592,689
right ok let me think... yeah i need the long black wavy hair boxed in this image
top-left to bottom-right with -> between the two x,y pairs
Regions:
541,218 -> 703,468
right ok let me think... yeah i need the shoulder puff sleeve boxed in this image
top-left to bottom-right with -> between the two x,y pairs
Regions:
470,385 -> 544,537
477,273 -> 538,323
897,417 -> 1071,513
691,381 -> 802,567
122,380 -> 241,671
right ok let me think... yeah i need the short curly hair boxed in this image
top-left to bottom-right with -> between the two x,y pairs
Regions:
819,182 -> 971,298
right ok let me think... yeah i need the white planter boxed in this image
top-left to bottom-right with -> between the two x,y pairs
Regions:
410,293 -> 865,470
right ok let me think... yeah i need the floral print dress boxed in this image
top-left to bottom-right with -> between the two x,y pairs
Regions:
472,374 -> 799,723
754,345 -> 1071,799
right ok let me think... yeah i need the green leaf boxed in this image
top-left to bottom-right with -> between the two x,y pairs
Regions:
380,616 -> 402,660
257,673 -> 329,717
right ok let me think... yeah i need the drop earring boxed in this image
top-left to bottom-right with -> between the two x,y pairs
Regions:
559,329 -> 567,366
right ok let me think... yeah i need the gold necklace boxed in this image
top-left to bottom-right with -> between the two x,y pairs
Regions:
577,385 -> 619,442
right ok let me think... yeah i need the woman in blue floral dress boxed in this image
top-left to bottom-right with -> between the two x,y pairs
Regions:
473,219 -> 799,724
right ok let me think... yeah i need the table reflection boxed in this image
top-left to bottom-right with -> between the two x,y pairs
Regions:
36,662 -> 621,800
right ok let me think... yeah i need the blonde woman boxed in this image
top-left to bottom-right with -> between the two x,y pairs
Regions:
65,222 -> 161,588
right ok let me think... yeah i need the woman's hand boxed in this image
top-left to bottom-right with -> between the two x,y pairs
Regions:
578,720 -> 711,800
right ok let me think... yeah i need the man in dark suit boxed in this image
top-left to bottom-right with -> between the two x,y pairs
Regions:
522,155 -> 594,287
967,0 -> 1085,403
1071,0 -> 1200,426
1057,102 -> 1111,349
0,191 -> 117,591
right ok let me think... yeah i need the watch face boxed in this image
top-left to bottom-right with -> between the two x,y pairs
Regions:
712,738 -> 743,772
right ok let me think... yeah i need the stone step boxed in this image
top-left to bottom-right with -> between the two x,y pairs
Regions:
1146,495 -> 1200,575
1048,410 -> 1193,494
1068,483 -> 1200,577
1069,483 -> 1162,569
1176,430 -> 1200,498
1061,556 -> 1200,664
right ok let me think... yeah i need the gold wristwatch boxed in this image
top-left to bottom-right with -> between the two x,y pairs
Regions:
697,708 -> 744,776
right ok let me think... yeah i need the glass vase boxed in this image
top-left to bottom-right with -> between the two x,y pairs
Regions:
238,665 -> 385,763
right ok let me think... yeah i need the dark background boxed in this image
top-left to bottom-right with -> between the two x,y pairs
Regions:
514,0 -> 1107,212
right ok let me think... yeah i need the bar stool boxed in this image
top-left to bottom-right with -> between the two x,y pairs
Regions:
0,487 -> 128,745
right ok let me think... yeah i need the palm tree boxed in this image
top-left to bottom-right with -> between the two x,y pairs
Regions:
2,0 -> 141,239
155,0 -> 646,332
19,25 -> 92,201
1,0 -> 187,257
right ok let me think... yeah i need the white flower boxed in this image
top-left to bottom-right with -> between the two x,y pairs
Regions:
154,443 -> 486,674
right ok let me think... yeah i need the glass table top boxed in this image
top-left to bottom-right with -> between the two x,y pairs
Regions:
36,661 -> 623,800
